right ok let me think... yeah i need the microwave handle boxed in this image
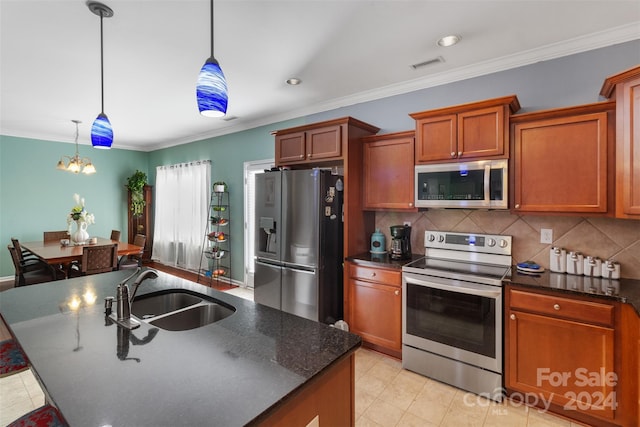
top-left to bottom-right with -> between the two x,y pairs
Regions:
484,164 -> 491,202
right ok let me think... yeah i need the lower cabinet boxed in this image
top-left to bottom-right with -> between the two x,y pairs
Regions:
505,286 -> 639,426
258,354 -> 355,426
347,262 -> 402,359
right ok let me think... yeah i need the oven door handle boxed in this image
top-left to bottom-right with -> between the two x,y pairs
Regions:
404,276 -> 501,299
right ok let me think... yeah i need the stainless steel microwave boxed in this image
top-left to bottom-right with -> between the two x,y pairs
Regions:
415,159 -> 508,209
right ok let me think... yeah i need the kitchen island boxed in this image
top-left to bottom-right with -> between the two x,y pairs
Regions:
0,269 -> 361,426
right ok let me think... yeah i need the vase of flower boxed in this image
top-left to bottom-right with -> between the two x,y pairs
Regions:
72,220 -> 89,244
67,194 -> 95,244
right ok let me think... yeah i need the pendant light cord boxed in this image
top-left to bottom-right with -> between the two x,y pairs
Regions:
210,0 -> 214,58
100,10 -> 105,114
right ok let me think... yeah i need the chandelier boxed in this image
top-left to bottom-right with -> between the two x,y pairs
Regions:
56,120 -> 97,174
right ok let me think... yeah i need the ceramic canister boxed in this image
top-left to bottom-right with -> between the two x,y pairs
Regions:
371,228 -> 386,253
549,247 -> 567,273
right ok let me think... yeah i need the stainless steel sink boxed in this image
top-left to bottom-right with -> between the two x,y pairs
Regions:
131,290 -> 235,331
132,291 -> 202,318
148,304 -> 235,331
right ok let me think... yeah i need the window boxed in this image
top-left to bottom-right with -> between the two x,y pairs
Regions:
152,161 -> 211,271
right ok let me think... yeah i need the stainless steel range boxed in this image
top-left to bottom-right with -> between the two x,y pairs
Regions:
402,230 -> 512,400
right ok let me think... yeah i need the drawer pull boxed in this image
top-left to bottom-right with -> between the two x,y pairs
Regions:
510,314 -> 516,320
394,290 -> 400,296
553,304 -> 560,311
370,272 -> 376,277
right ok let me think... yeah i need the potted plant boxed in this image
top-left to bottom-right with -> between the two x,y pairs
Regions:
213,181 -> 227,193
126,170 -> 148,217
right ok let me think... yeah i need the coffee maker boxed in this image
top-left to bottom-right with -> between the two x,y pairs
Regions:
390,225 -> 411,260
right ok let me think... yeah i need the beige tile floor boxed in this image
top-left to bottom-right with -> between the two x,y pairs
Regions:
354,348 -> 589,427
0,286 -> 589,426
0,369 -> 45,426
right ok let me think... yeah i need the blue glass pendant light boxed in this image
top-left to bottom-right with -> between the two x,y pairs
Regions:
197,0 -> 228,117
87,1 -> 114,148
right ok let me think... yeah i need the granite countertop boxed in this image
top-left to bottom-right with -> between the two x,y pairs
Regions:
506,268 -> 640,316
346,252 -> 423,270
346,253 -> 640,316
0,269 -> 361,426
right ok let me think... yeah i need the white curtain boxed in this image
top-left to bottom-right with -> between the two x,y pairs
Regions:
152,161 -> 211,271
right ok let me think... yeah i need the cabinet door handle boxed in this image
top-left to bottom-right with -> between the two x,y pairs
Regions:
553,304 -> 560,311
307,153 -> 312,158
510,314 -> 516,320
299,154 -> 304,159
450,152 -> 456,158
515,204 -> 520,209
458,151 -> 462,157
394,290 -> 400,296
409,202 -> 413,207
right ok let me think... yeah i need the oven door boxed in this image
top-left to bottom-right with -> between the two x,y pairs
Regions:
402,271 -> 502,373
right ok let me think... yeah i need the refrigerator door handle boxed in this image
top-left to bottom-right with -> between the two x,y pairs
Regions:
283,264 -> 316,275
255,259 -> 285,270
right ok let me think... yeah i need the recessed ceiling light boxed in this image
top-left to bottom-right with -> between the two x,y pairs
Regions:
286,78 -> 302,85
437,35 -> 461,47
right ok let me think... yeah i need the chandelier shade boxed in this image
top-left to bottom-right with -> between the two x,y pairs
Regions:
91,113 -> 113,149
57,120 -> 96,175
197,57 -> 228,117
196,0 -> 227,117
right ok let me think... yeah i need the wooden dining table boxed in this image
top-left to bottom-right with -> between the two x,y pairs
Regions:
21,237 -> 143,271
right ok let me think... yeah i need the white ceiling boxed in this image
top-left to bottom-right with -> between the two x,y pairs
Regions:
1,0 -> 639,152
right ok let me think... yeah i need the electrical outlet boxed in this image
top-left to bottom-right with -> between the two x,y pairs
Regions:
540,228 -> 553,244
403,221 -> 411,227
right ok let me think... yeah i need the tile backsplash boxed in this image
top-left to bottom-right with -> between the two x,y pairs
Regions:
375,210 -> 640,279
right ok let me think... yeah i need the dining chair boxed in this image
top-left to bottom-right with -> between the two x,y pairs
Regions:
118,234 -> 146,269
110,229 -> 121,241
10,237 -> 38,264
69,243 -> 118,276
7,245 -> 64,287
43,230 -> 70,242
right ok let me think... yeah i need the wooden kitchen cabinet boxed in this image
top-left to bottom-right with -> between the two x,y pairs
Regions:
506,288 -> 617,422
275,125 -> 341,165
410,95 -> 520,164
347,262 -> 402,359
510,102 -> 615,215
274,118 -> 379,167
600,65 -> 640,219
362,131 -> 416,211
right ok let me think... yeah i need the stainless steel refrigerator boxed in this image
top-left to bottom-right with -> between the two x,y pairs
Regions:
254,168 -> 343,324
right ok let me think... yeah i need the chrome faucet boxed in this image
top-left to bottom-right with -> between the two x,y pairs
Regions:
129,268 -> 159,304
109,267 -> 159,330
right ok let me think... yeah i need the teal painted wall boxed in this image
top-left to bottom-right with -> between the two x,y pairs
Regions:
0,135 -> 148,277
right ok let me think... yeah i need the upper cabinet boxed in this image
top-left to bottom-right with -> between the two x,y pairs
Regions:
510,102 -> 615,215
600,65 -> 640,219
409,95 -> 520,164
274,117 -> 379,167
361,131 -> 416,211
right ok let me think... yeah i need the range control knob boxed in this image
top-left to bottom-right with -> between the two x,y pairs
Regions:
427,234 -> 436,242
499,239 -> 509,248
438,235 -> 445,243
487,238 -> 496,247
